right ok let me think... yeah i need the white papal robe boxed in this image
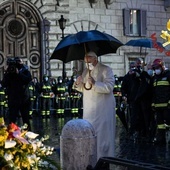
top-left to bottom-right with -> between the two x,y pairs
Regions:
74,62 -> 116,161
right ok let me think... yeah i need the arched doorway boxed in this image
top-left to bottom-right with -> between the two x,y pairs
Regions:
0,0 -> 45,81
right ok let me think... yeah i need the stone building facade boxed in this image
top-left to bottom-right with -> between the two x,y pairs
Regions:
0,0 -> 170,80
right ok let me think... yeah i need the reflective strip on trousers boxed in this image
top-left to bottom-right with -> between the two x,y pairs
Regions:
56,109 -> 64,114
71,108 -> 78,113
153,103 -> 168,107
158,124 -> 166,129
46,111 -> 50,115
41,111 -> 46,115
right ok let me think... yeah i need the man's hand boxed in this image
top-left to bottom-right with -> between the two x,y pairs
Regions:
75,76 -> 82,85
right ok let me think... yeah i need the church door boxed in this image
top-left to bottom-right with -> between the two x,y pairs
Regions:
0,0 -> 42,80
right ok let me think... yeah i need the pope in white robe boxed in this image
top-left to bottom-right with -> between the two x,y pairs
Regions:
73,51 -> 116,161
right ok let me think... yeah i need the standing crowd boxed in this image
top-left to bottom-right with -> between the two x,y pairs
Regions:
121,57 -> 170,145
0,57 -> 83,130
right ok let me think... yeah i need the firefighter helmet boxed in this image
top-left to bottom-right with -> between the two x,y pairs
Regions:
43,74 -> 49,82
152,59 -> 165,70
57,76 -> 62,84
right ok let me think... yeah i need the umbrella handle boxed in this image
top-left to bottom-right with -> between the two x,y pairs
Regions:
84,44 -> 92,90
83,83 -> 92,90
83,70 -> 92,90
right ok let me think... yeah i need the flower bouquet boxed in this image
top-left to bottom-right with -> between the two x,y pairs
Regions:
0,117 -> 60,170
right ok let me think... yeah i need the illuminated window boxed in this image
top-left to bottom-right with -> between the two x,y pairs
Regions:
123,9 -> 147,37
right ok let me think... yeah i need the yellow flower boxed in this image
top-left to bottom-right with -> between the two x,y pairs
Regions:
14,155 -> 20,164
21,158 -> 30,169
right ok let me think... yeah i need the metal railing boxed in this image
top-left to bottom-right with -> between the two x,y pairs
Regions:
87,157 -> 170,170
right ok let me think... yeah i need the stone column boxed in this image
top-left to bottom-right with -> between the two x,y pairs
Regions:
60,119 -> 97,170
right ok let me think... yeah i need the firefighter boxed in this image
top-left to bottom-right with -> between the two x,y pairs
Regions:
40,74 -> 53,117
56,76 -> 66,117
51,77 -> 58,114
63,75 -> 71,110
0,82 -> 5,119
69,75 -> 80,117
151,59 -> 170,144
32,77 -> 41,115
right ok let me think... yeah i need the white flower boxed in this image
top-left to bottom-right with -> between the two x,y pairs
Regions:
5,140 -> 16,148
25,131 -> 39,139
21,123 -> 28,130
27,154 -> 36,165
4,153 -> 14,161
46,151 -> 51,155
37,157 -> 40,161
31,143 -> 37,152
27,154 -> 41,167
40,147 -> 46,154
39,160 -> 49,166
47,146 -> 51,150
36,141 -> 42,147
41,137 -> 45,141
44,135 -> 49,140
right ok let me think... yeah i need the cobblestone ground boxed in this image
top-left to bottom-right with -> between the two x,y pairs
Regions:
29,115 -> 170,169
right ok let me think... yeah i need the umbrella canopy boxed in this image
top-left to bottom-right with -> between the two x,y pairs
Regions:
50,30 -> 123,63
125,38 -> 154,48
125,38 -> 163,54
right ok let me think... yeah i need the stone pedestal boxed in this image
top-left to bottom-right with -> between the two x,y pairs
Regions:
60,119 -> 97,170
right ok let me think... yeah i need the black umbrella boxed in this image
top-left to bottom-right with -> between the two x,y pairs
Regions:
50,30 -> 123,63
116,102 -> 129,132
125,38 -> 163,55
116,109 -> 128,132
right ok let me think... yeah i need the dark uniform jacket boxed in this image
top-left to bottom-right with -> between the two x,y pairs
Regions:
152,70 -> 170,108
2,66 -> 32,105
121,70 -> 152,103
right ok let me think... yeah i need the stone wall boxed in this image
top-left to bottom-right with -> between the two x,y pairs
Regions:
3,0 -> 170,78
50,0 -> 170,77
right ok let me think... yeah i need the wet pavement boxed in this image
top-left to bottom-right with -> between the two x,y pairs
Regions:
28,114 -> 170,169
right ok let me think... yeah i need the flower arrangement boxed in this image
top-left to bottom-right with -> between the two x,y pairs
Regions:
0,117 -> 60,170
